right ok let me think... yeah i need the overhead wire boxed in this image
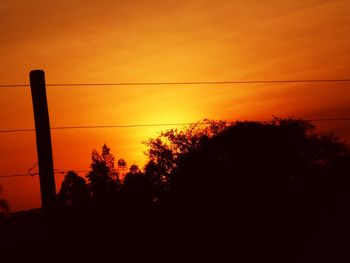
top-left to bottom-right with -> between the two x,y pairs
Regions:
0,169 -> 89,179
1,78 -> 350,88
0,117 -> 350,133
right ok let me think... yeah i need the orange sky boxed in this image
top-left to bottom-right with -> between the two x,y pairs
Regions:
1,0 -> 350,211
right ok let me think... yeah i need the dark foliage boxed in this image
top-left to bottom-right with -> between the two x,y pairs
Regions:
0,185 -> 9,218
86,144 -> 121,204
2,118 -> 350,262
142,118 -> 350,261
123,164 -> 153,209
57,171 -> 90,207
169,118 -> 350,261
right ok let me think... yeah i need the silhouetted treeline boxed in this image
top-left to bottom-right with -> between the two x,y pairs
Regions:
1,118 -> 350,262
57,118 -> 350,212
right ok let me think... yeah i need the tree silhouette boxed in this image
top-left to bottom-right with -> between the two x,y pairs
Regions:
162,118 -> 350,261
144,120 -> 227,192
86,144 -> 121,204
123,164 -> 153,209
0,185 -> 9,216
57,171 -> 90,207
117,158 -> 127,169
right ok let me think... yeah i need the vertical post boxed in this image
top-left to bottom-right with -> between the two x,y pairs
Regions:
29,70 -> 56,209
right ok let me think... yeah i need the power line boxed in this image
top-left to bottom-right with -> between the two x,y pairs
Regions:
1,118 -> 350,134
0,170 -> 89,179
0,123 -> 196,133
1,79 -> 350,88
0,174 -> 34,178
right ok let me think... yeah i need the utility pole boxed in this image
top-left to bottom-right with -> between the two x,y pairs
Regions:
29,70 -> 56,209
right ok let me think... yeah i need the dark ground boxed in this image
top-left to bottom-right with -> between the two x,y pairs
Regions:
1,197 -> 350,263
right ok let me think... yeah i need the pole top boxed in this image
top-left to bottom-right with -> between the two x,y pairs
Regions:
30,70 -> 45,77
29,70 -> 45,83
30,69 -> 45,73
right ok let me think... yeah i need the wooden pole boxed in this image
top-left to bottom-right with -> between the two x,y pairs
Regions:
29,70 -> 56,209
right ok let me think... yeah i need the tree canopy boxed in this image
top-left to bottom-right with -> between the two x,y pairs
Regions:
86,144 -> 122,203
57,171 -> 89,207
57,119 -> 350,215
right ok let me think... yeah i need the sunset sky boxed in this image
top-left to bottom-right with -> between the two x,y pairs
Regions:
1,0 -> 350,211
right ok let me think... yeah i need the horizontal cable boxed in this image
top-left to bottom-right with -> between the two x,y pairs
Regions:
1,118 -> 350,134
0,123 -> 196,133
0,174 -> 33,178
0,170 -> 89,179
1,79 -> 350,88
